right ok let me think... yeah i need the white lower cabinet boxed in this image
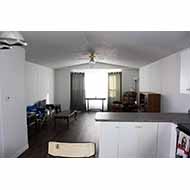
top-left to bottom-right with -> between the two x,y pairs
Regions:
99,122 -> 119,158
138,123 -> 158,158
118,123 -> 139,158
157,123 -> 177,158
118,122 -> 158,158
98,122 -> 177,158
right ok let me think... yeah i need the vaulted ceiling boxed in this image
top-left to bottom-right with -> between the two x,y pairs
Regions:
22,31 -> 190,69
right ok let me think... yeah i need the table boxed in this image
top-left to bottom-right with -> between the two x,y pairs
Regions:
54,110 -> 77,129
85,97 -> 106,112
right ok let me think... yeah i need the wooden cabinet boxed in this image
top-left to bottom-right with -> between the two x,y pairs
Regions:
180,48 -> 190,94
99,122 -> 158,158
139,92 -> 160,112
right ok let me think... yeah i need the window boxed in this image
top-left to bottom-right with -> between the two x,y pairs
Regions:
108,72 -> 122,110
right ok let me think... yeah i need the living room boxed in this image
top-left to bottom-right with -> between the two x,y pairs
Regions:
3,1 -> 190,189
23,31 -> 141,157
2,31 -> 190,159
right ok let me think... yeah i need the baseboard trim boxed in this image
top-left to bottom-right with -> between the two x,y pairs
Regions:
12,144 -> 29,158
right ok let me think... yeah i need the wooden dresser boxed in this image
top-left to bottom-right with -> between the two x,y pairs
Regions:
139,92 -> 161,112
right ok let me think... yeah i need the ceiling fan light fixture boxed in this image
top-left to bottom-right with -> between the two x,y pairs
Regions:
0,31 -> 27,48
0,44 -> 12,50
89,59 -> 96,65
89,52 -> 96,64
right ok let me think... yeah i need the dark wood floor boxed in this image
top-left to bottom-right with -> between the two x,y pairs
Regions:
20,112 -> 99,158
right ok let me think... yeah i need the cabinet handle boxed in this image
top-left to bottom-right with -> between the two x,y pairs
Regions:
186,88 -> 190,91
135,126 -> 142,128
115,126 -> 119,129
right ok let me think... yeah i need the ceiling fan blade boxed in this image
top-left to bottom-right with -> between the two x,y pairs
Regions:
0,44 -> 12,49
77,57 -> 88,60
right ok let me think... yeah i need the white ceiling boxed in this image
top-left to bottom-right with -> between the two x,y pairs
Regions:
21,31 -> 190,69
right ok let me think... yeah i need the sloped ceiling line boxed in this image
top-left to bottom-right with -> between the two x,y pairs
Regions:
20,31 -> 190,69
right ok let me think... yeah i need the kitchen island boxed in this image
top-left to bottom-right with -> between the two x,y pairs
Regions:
95,112 -> 190,158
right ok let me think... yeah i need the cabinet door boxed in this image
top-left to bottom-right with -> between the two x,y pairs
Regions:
157,123 -> 177,158
118,122 -> 158,158
180,49 -> 190,94
138,123 -> 158,158
118,123 -> 139,158
99,122 -> 118,158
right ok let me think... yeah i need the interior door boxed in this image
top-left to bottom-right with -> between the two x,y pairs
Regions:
118,122 -> 139,158
138,123 -> 158,158
99,122 -> 118,158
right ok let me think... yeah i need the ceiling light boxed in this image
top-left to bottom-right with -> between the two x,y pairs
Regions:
0,44 -> 12,50
89,52 -> 96,64
0,31 -> 27,47
89,60 -> 96,64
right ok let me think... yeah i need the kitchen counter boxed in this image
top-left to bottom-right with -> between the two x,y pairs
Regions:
95,112 -> 190,124
178,123 -> 190,135
97,112 -> 183,158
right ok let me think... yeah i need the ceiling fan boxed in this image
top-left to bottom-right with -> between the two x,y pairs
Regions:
72,47 -> 117,64
88,52 -> 96,64
0,31 -> 27,50
76,50 -> 106,65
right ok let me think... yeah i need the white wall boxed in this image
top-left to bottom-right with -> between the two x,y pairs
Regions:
0,47 -> 28,157
139,60 -> 161,93
25,62 -> 54,105
55,63 -> 139,110
140,50 -> 190,113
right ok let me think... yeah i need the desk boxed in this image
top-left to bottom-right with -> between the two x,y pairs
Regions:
85,98 -> 106,112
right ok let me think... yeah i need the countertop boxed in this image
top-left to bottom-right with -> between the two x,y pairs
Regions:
95,112 -> 190,124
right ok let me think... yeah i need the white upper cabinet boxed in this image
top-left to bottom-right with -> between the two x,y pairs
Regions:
180,48 -> 190,94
